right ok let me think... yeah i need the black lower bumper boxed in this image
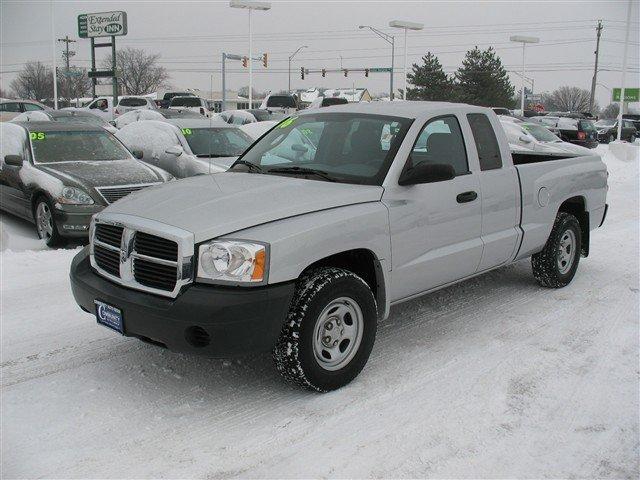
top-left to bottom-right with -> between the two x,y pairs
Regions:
53,205 -> 101,238
70,247 -> 295,357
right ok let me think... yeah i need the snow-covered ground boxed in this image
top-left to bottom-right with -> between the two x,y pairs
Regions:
1,145 -> 638,478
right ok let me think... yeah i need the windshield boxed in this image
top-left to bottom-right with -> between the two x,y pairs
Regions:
181,127 -> 253,157
30,130 -> 131,163
579,120 -> 596,132
171,97 -> 201,107
266,96 -> 297,108
521,123 -> 560,142
231,112 -> 413,185
595,120 -> 615,128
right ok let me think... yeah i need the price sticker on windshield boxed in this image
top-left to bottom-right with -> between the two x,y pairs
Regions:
29,132 -> 46,141
278,117 -> 297,129
181,128 -> 192,135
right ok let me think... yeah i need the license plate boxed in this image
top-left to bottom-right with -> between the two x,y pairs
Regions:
95,300 -> 124,334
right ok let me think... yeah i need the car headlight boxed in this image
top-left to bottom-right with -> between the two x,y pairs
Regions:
197,240 -> 267,284
57,186 -> 94,205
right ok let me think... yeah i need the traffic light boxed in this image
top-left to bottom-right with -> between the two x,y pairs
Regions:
321,69 -> 326,77
301,66 -> 305,80
365,68 -> 369,77
242,57 -> 248,68
344,69 -> 348,77
262,53 -> 268,68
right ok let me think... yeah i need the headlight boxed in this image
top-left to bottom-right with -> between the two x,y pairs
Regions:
197,240 -> 267,284
57,186 -> 94,205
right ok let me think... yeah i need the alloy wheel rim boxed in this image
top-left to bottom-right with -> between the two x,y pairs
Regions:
557,229 -> 576,275
312,296 -> 364,371
36,202 -> 53,239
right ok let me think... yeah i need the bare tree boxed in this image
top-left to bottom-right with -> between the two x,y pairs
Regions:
58,69 -> 92,102
10,61 -> 53,100
102,47 -> 169,95
0,87 -> 11,98
600,103 -> 620,120
542,86 -> 595,112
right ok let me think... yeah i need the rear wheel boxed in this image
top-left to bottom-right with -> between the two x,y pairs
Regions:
273,267 -> 377,392
532,212 -> 581,288
34,197 -> 64,248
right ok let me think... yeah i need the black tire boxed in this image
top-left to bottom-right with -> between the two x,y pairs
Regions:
532,212 -> 581,288
34,196 -> 65,248
273,267 -> 377,392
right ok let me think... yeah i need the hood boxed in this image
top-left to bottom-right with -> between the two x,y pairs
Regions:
37,159 -> 164,188
103,172 -> 383,242
548,141 -> 594,156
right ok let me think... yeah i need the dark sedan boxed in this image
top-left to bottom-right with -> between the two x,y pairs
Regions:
0,122 -> 172,247
595,119 -> 637,143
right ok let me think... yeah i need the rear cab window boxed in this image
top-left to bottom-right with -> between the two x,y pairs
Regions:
467,113 -> 503,171
119,98 -> 149,107
23,102 -> 44,111
171,97 -> 202,108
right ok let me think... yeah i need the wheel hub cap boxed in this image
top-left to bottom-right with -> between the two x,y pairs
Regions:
557,229 -> 576,274
36,202 -> 53,239
313,297 -> 364,371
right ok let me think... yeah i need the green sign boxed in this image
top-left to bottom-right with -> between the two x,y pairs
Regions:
612,88 -> 639,102
29,132 -> 46,141
369,67 -> 392,73
181,128 -> 192,136
78,11 -> 127,39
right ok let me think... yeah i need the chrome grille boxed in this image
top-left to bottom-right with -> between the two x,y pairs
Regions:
89,213 -> 194,298
96,183 -> 160,204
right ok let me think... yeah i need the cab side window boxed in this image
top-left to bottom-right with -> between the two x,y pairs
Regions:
23,102 -> 44,111
467,113 -> 503,171
411,116 -> 469,176
0,102 -> 22,112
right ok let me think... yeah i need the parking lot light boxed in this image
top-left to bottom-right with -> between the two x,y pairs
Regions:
510,35 -> 540,115
389,20 -> 424,100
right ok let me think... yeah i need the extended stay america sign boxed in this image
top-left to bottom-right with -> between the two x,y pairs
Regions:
78,11 -> 128,38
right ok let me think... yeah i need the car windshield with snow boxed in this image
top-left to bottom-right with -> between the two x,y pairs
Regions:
0,121 -> 172,247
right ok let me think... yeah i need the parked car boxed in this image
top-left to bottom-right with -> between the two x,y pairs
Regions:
114,96 -> 157,116
114,108 -> 202,129
158,91 -> 196,109
533,116 -> 599,149
307,97 -> 349,109
259,93 -> 298,114
115,118 -> 254,178
71,96 -> 114,121
0,99 -> 50,122
501,120 -> 593,155
10,109 -> 117,134
169,96 -> 214,117
595,119 -> 637,143
240,120 -> 278,139
218,109 -> 283,125
491,107 -> 512,116
70,102 -> 608,391
622,113 -> 640,131
0,122 -> 172,246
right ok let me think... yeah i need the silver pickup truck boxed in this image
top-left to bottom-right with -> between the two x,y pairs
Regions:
70,102 -> 608,392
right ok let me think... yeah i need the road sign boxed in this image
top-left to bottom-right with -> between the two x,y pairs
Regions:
88,70 -> 115,78
78,11 -> 127,39
369,67 -> 392,73
61,69 -> 84,78
612,88 -> 639,102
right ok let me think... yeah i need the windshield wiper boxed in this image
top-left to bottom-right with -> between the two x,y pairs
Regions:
196,154 -> 228,158
230,159 -> 264,173
267,166 -> 336,182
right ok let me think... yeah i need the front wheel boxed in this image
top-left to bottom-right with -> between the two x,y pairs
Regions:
34,197 -> 64,248
273,267 -> 377,392
532,212 -> 581,288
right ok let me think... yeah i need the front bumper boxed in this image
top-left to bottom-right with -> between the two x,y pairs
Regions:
52,204 -> 103,238
70,247 -> 295,357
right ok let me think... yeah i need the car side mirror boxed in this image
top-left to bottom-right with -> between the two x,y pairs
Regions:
4,155 -> 23,167
519,135 -> 533,143
132,150 -> 144,160
165,145 -> 184,156
398,162 -> 455,186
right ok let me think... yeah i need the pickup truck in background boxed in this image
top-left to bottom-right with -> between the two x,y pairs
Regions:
70,102 -> 608,392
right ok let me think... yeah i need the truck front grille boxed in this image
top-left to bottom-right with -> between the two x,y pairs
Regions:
90,217 -> 193,298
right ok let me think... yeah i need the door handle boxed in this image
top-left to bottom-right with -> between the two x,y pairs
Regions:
457,191 -> 478,203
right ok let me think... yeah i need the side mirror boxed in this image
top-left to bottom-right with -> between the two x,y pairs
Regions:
519,135 -> 533,144
132,150 -> 144,160
4,155 -> 24,167
109,120 -> 116,127
398,162 -> 455,186
165,145 -> 184,156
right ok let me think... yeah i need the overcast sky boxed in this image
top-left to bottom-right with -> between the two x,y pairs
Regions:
1,0 -> 638,107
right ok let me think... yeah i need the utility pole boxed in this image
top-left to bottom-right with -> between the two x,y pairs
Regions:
589,20 -> 603,114
57,35 -> 76,72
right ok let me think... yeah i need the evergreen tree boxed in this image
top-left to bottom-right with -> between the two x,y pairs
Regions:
454,47 -> 515,107
406,52 -> 454,101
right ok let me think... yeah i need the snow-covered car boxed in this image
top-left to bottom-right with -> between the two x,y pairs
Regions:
11,109 -> 117,134
114,96 -> 157,116
169,96 -> 213,118
70,102 -> 608,391
501,120 -> 593,155
0,122 -> 171,247
71,96 -> 114,121
115,118 -> 254,178
113,108 -> 203,129
259,93 -> 298,115
218,109 -> 283,125
532,116 -> 599,149
0,99 -> 50,122
240,120 -> 278,139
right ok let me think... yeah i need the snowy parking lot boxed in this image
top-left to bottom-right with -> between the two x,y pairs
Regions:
1,145 -> 638,478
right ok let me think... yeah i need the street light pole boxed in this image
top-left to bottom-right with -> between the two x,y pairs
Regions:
389,20 -> 424,100
288,45 -> 307,93
617,0 -> 632,141
50,0 -> 58,109
359,25 -> 394,100
510,35 -> 539,114
230,0 -> 271,109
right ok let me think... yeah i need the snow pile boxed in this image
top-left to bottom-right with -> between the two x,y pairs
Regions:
608,140 -> 640,162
